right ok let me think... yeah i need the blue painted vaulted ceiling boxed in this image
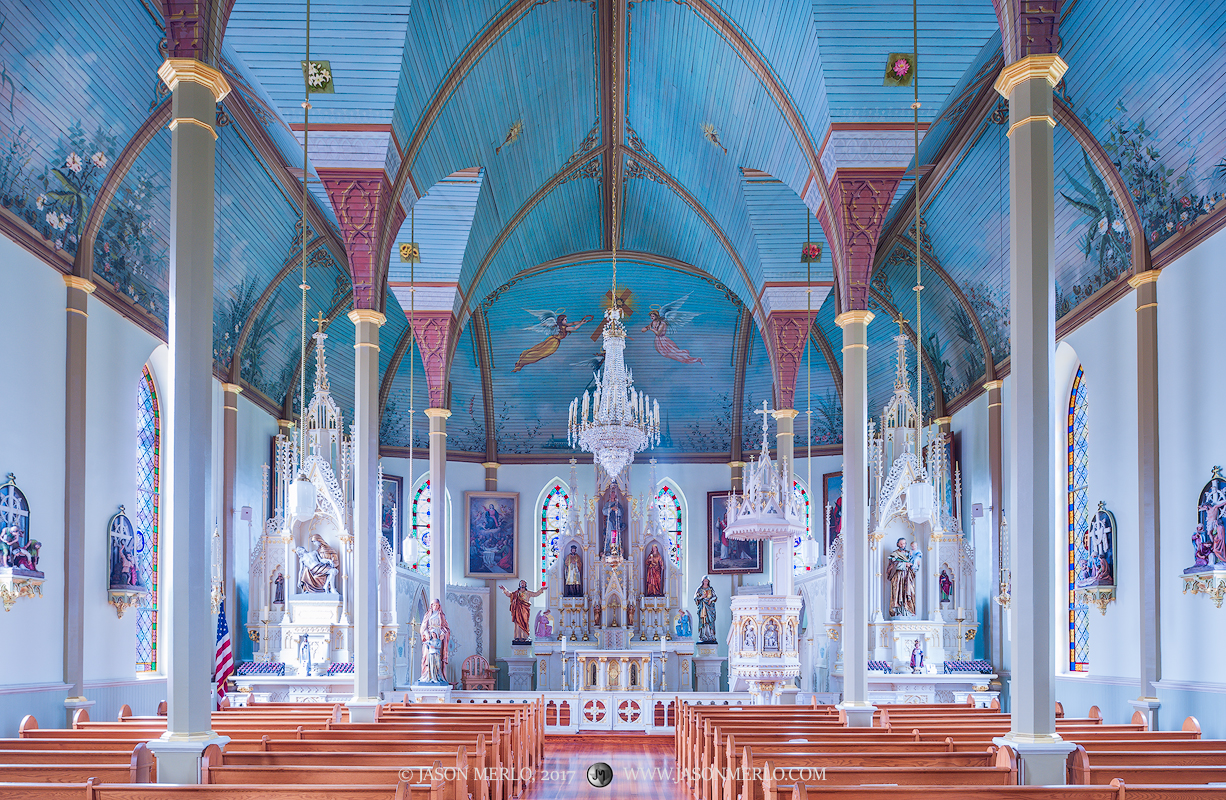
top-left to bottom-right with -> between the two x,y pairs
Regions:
0,0 -> 1223,459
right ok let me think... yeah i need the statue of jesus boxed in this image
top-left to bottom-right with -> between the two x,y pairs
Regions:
501,580 -> 546,643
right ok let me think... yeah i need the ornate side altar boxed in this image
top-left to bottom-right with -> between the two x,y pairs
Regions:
822,335 -> 995,704
242,326 -> 402,699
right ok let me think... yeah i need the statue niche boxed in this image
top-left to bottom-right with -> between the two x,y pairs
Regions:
599,483 -> 628,558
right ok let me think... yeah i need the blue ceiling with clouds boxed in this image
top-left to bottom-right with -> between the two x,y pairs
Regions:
0,0 -> 1222,458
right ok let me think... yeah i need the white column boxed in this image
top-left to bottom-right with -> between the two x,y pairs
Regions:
425,408 -> 451,605
994,54 -> 1075,783
836,309 -> 874,726
221,383 -> 241,646
348,308 -> 385,721
149,58 -> 230,783
774,409 -> 798,597
62,276 -> 94,725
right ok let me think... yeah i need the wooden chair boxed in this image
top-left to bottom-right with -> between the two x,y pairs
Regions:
460,655 -> 497,691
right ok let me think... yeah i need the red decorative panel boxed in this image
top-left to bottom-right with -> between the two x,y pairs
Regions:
410,311 -> 455,409
319,168 -> 399,310
821,170 -> 903,311
994,0 -> 1061,63
618,699 -> 641,723
765,311 -> 817,410
160,0 -> 213,61
583,699 -> 607,722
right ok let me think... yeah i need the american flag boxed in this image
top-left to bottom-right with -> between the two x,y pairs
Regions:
214,600 -> 233,705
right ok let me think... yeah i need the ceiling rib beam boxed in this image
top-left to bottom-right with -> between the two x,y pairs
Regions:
810,320 -> 842,399
470,310 -> 499,462
729,306 -> 754,464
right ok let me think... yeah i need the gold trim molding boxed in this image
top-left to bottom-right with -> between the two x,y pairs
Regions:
1006,115 -> 1057,139
772,409 -> 800,420
157,58 -> 231,101
348,309 -> 387,326
424,408 -> 452,419
168,117 -> 218,140
1127,269 -> 1163,289
63,275 -> 96,294
221,383 -> 243,394
481,462 -> 501,470
835,310 -> 875,328
983,379 -> 1004,391
994,54 -> 1069,97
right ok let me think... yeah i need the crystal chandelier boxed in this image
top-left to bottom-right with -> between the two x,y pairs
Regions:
568,298 -> 661,478
567,149 -> 661,477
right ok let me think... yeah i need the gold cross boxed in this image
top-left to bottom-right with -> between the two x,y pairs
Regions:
312,312 -> 327,332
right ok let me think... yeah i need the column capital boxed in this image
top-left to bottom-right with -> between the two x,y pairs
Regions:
277,419 -> 296,428
157,58 -> 231,101
220,382 -> 243,395
772,409 -> 800,421
1127,269 -> 1163,289
424,408 -> 452,420
348,309 -> 387,327
835,310 -> 875,328
934,416 -> 953,426
728,461 -> 747,469
983,379 -> 1004,392
994,54 -> 1068,98
481,462 -> 501,470
62,275 -> 96,294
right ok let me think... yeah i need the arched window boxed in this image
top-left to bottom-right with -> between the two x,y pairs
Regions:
135,365 -> 160,672
1068,366 -> 1090,672
540,482 -> 570,589
791,479 -> 813,572
655,484 -> 683,567
408,477 -> 432,576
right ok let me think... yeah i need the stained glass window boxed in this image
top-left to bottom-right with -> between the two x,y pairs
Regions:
792,479 -> 813,572
135,365 -> 160,673
1068,367 -> 1090,672
654,484 -> 683,567
409,477 -> 432,576
540,483 -> 570,588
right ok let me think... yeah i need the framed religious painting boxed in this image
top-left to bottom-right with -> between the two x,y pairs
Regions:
823,471 -> 843,550
464,491 -> 519,578
381,474 -> 403,561
708,491 -> 762,574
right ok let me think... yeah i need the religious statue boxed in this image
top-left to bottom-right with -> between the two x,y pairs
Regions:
886,537 -> 921,617
295,533 -> 339,595
763,619 -> 779,651
602,485 -> 626,556
626,601 -> 635,629
1189,468 -> 1226,573
742,621 -> 756,651
592,601 -> 602,628
0,525 -> 40,572
644,543 -> 665,597
695,577 -> 718,643
909,639 -> 925,674
421,631 -> 444,683
939,567 -> 953,603
563,544 -> 584,596
501,580 -> 547,643
419,599 -> 451,684
297,634 -> 314,676
675,609 -> 692,639
273,571 -> 285,604
534,609 -> 554,640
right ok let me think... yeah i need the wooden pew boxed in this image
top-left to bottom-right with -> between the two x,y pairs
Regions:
0,779 -> 430,800
1068,743 -> 1226,785
0,743 -> 154,782
771,782 -> 1226,800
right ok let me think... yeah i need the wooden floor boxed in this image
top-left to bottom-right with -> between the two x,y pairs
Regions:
523,735 -> 687,799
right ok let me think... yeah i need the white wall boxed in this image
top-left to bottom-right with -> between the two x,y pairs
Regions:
0,236 -> 278,733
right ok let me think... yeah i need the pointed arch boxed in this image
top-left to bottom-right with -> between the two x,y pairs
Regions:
407,471 -> 454,578
536,478 -> 571,589
1067,365 -> 1090,673
791,477 -> 813,574
135,362 -> 161,673
654,478 -> 688,571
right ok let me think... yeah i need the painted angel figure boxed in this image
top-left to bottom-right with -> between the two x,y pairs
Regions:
513,309 -> 593,372
642,294 -> 702,365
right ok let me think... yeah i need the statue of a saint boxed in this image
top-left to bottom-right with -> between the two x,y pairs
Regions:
743,622 -> 756,651
592,601 -> 602,628
501,580 -> 546,642
273,571 -> 285,604
602,486 -> 625,556
763,620 -> 779,651
675,609 -> 692,638
909,639 -> 925,673
295,533 -> 339,595
694,576 -> 718,643
886,537 -> 921,617
534,609 -> 554,639
644,544 -> 665,597
563,544 -> 584,596
626,601 -> 635,629
939,567 -> 953,603
419,599 -> 451,684
297,634 -> 314,676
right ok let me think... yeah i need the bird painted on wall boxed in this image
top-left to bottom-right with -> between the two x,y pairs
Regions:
496,120 -> 524,155
701,122 -> 727,154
